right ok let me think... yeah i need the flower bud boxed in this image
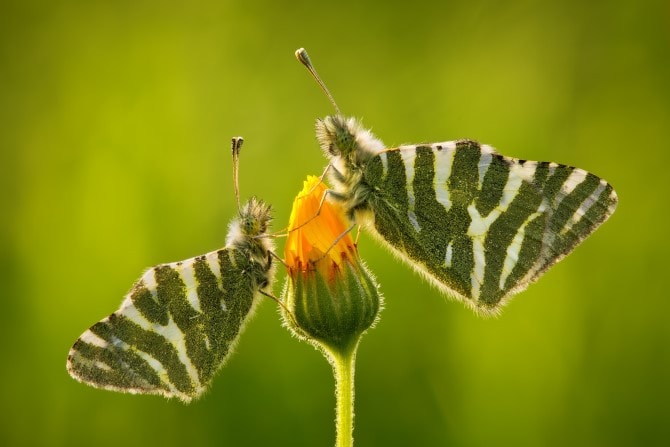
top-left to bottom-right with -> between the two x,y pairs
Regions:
282,176 -> 382,353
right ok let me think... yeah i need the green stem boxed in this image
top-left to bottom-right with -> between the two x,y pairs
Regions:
330,342 -> 357,447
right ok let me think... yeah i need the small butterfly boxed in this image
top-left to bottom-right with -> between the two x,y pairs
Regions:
296,48 -> 617,315
67,137 -> 276,401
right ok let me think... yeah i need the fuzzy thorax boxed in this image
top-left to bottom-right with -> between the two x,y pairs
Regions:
316,116 -> 386,222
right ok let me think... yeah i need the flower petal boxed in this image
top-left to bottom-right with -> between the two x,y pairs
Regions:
285,176 -> 355,276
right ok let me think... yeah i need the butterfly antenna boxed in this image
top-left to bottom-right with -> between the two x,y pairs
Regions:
295,48 -> 341,115
231,136 -> 244,216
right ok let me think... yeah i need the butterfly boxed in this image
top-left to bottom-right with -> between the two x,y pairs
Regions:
66,137 -> 276,402
296,48 -> 618,315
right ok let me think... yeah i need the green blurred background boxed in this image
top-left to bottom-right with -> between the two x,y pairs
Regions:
1,0 -> 668,445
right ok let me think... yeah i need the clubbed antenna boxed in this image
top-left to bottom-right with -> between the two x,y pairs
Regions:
295,48 -> 341,115
231,136 -> 244,215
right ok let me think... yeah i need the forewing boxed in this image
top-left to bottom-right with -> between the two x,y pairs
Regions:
67,248 -> 263,402
363,141 -> 616,314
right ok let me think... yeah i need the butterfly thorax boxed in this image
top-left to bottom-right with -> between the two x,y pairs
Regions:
317,115 -> 386,221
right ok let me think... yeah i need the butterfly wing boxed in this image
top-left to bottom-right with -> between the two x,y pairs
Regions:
67,248 -> 266,402
362,140 -> 617,314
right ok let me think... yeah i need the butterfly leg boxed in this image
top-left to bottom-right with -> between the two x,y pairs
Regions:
305,162 -> 344,200
259,289 -> 299,326
310,221 -> 357,263
354,226 -> 362,245
271,187 -> 348,238
269,250 -> 288,268
295,187 -> 347,230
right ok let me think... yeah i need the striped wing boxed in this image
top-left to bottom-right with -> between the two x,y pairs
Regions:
67,248 -> 265,402
363,140 -> 617,314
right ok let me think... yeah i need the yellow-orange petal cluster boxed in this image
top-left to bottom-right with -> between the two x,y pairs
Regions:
285,176 -> 356,280
282,176 -> 381,352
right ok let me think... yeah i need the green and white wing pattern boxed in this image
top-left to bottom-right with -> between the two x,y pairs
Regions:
296,48 -> 617,315
67,137 -> 275,402
311,114 -> 617,315
67,193 -> 275,400
361,140 -> 617,313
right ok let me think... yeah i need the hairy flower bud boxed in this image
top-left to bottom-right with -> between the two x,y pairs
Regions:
282,176 -> 381,353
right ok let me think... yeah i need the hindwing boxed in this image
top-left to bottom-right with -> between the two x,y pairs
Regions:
67,246 -> 271,402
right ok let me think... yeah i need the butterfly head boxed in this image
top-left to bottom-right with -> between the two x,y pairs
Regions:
226,196 -> 275,265
238,197 -> 273,237
316,115 -> 385,164
296,49 -> 385,165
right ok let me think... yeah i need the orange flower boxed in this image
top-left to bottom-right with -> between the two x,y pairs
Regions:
281,176 -> 381,351
284,176 -> 356,281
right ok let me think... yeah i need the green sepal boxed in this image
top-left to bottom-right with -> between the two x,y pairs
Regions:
282,259 -> 382,353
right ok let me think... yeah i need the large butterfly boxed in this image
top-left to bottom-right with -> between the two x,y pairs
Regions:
297,48 -> 617,315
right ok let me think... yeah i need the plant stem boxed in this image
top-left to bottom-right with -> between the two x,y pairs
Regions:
330,343 -> 357,447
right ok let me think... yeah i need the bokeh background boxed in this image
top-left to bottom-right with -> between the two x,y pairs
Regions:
1,0 -> 668,446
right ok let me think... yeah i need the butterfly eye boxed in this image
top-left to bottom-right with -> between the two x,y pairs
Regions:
242,217 -> 259,235
335,129 -> 355,154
